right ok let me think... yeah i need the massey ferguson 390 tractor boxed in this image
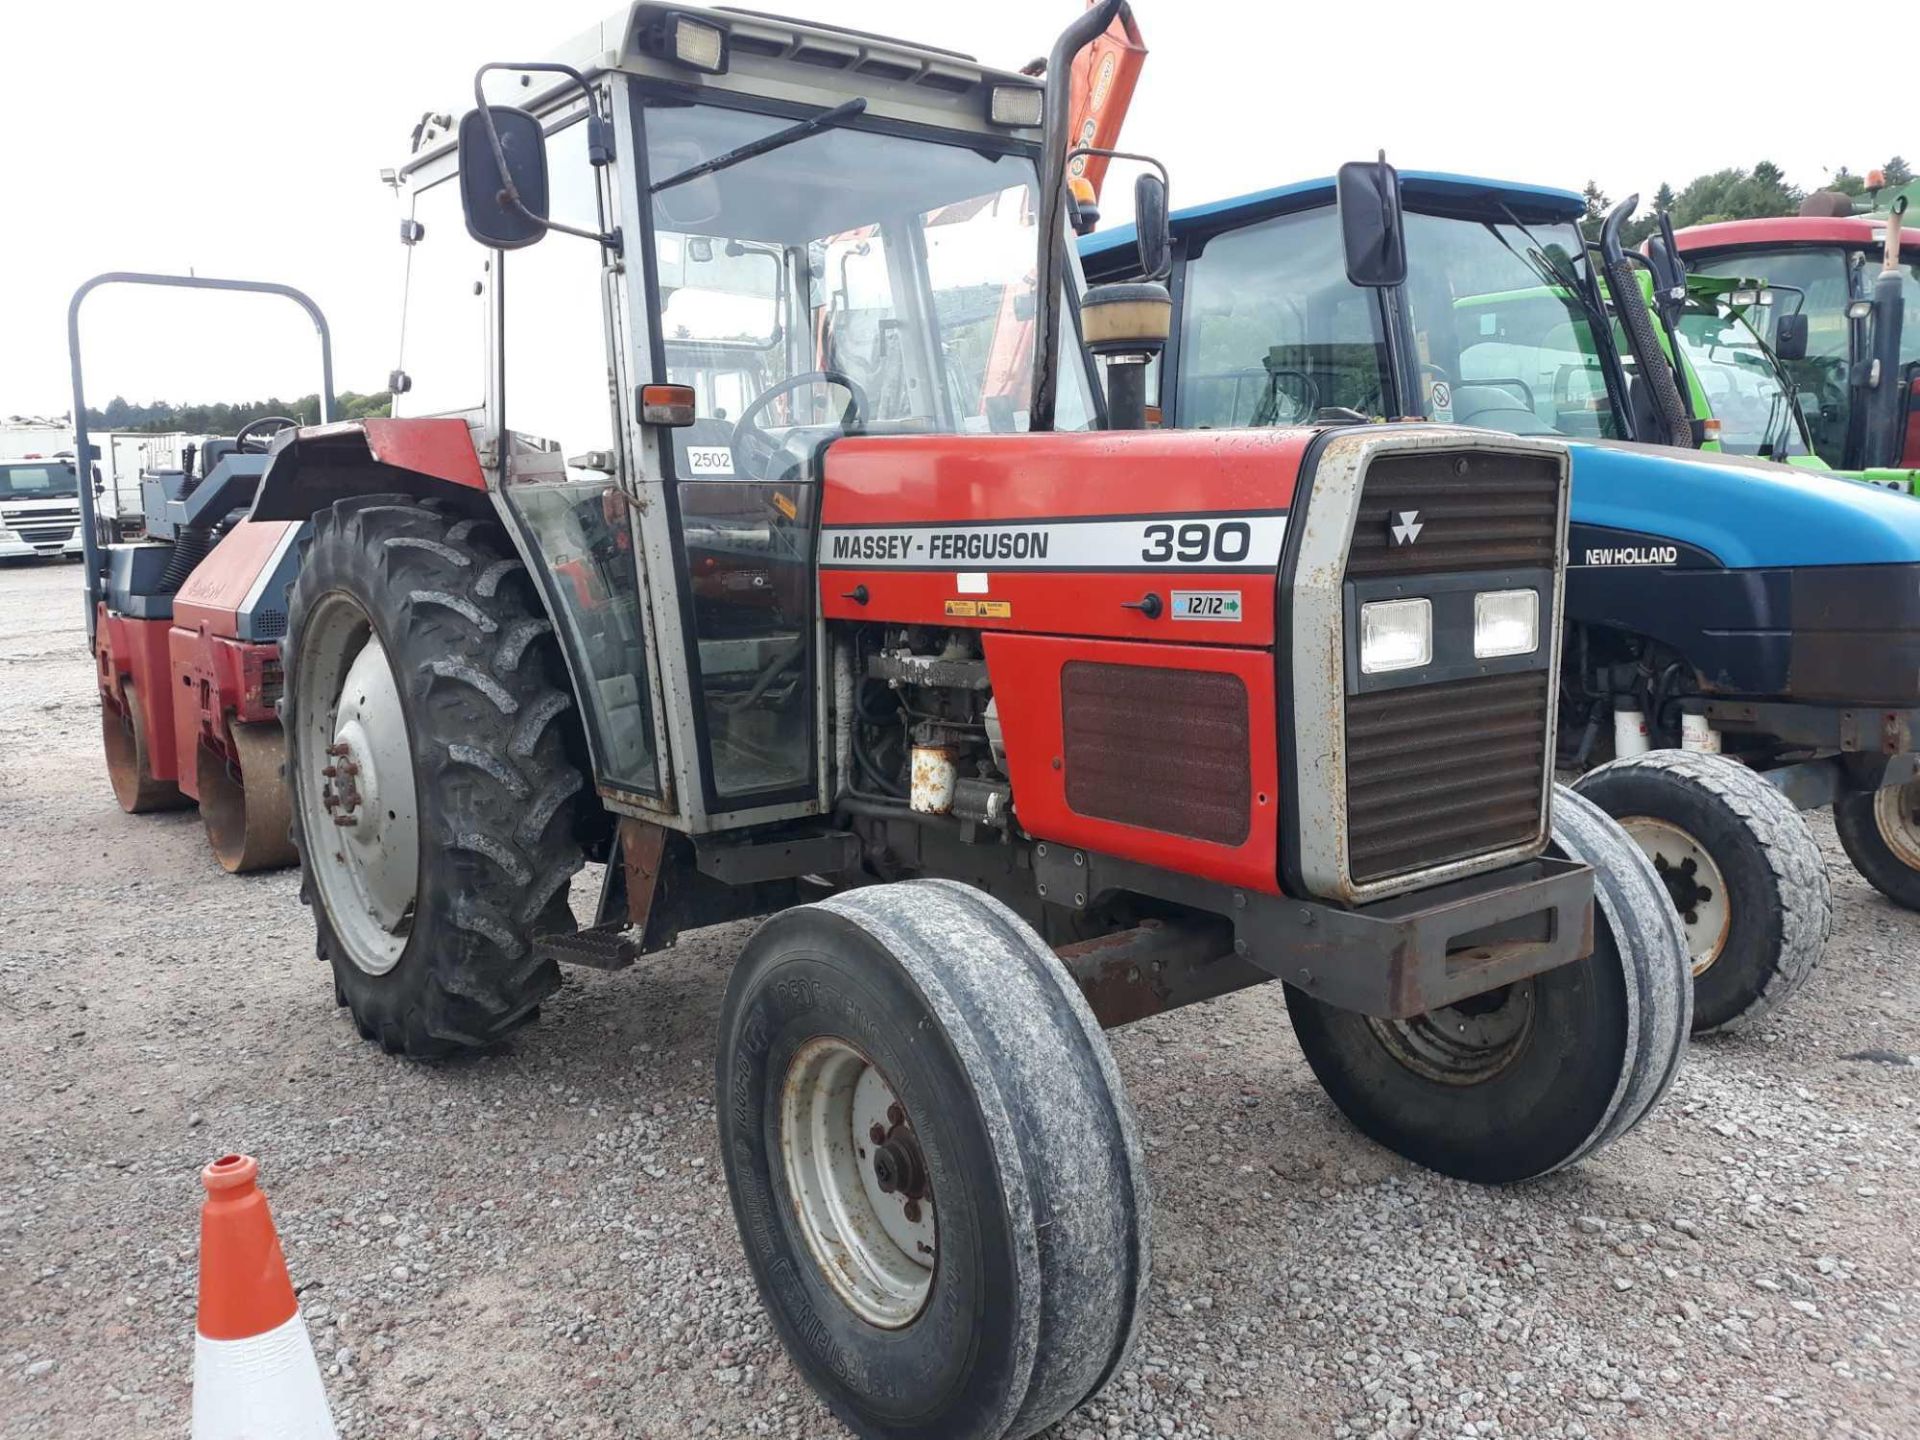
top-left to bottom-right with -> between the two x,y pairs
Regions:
178,6 -> 1685,1434
68,274 -> 336,873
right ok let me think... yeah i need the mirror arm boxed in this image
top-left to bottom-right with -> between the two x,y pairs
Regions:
471,62 -> 623,253
1064,145 -> 1171,278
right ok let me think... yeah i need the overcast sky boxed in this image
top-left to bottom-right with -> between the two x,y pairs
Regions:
1,0 -> 1887,420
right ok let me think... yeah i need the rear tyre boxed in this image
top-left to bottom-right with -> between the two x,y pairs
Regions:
101,678 -> 188,813
1286,785 -> 1691,1183
285,495 -> 585,1058
717,880 -> 1149,1440
1574,749 -> 1830,1034
1835,780 -> 1920,912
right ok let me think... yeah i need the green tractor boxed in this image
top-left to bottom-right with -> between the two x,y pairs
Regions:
1671,192 -> 1917,493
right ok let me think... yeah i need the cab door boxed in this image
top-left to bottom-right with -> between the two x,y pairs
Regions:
494,106 -> 667,802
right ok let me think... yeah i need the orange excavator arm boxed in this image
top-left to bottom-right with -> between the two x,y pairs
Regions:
1062,1 -> 1147,203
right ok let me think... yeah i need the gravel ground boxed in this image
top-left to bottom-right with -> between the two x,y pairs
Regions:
2,555 -> 1916,1440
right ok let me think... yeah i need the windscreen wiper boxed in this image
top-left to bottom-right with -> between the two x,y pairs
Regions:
651,99 -> 868,193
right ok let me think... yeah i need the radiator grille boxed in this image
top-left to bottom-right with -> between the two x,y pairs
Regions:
1341,447 -> 1561,885
1062,662 -> 1251,845
1345,449 -> 1561,578
1345,671 -> 1551,882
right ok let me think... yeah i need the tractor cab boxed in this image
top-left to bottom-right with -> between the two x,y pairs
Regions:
331,2 -> 1106,830
1675,208 -> 1920,484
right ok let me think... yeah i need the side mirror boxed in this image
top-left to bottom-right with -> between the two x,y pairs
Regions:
457,105 -> 550,250
1337,156 -> 1407,288
1134,171 -> 1171,281
1774,312 -> 1809,362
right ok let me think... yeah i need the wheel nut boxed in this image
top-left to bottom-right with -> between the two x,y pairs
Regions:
903,1199 -> 923,1224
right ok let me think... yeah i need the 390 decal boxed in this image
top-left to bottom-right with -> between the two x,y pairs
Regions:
1140,520 -> 1254,564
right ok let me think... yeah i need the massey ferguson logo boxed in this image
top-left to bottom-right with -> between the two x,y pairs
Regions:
1390,510 -> 1424,546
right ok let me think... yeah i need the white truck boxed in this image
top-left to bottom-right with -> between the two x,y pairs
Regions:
0,457 -> 85,560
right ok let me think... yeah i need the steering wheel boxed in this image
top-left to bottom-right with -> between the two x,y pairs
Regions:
730,371 -> 867,480
234,415 -> 299,454
1255,367 -> 1320,426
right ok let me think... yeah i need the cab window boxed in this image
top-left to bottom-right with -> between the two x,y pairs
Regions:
395,174 -> 489,418
1177,207 -> 1389,428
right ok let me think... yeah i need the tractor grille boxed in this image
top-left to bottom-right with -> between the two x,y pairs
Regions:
1345,449 -> 1561,578
1062,661 -> 1251,846
1341,448 -> 1562,886
1345,671 -> 1552,883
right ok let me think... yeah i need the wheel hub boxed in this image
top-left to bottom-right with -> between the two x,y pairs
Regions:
1366,981 -> 1537,1086
780,1038 -> 936,1328
1619,816 -> 1732,977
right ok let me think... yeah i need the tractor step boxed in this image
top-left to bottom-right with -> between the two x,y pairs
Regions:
534,921 -> 636,971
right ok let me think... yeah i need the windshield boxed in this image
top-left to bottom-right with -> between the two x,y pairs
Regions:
1401,210 -> 1621,439
0,462 -> 79,500
1175,206 -> 1389,428
644,100 -> 1094,465
1671,303 -> 1810,459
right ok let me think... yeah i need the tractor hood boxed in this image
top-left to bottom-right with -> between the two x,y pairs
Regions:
1569,440 -> 1920,569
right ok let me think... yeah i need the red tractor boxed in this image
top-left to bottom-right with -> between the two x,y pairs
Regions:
91,5 -> 1692,1435
69,275 -> 336,872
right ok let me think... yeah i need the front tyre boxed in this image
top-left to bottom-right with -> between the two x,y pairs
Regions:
1835,780 -> 1920,912
1574,749 -> 1830,1034
717,880 -> 1149,1440
285,496 -> 586,1058
1285,786 -> 1691,1183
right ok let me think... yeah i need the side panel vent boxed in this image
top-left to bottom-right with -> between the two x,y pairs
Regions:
1061,662 -> 1251,846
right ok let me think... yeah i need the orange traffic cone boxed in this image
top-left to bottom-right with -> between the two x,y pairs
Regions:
191,1154 -> 339,1440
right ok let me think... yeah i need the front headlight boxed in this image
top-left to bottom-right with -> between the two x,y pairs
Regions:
1359,597 -> 1432,674
1474,589 -> 1539,659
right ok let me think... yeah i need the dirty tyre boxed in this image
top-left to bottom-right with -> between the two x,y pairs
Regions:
717,879 -> 1149,1440
1835,781 -> 1920,912
285,495 -> 585,1059
1575,749 -> 1830,1034
102,679 -> 188,813
1285,786 -> 1691,1183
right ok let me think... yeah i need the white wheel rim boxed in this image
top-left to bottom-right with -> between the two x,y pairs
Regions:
295,593 -> 420,977
1872,782 -> 1920,871
1619,816 -> 1730,977
779,1037 -> 936,1328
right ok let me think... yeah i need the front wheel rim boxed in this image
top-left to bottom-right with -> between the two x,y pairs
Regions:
1619,816 -> 1731,976
294,592 -> 420,977
1365,981 -> 1537,1086
1872,782 -> 1920,872
779,1037 -> 936,1328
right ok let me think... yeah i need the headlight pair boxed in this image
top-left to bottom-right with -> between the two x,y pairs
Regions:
1358,589 -> 1538,676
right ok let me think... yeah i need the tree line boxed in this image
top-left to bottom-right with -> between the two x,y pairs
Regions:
1579,156 -> 1912,243
83,390 -> 392,434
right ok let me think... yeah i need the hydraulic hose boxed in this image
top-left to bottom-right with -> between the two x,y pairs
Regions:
1600,197 -> 1693,448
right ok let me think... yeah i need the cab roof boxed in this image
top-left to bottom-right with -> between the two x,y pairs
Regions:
1671,215 -> 1918,255
1080,170 -> 1586,265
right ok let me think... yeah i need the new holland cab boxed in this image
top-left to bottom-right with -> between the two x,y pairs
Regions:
103,10 -> 1695,1436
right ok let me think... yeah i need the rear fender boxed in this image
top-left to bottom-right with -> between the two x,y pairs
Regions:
249,418 -> 495,523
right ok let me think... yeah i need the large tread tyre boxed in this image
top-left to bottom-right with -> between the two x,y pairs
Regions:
1285,785 -> 1691,1183
1835,782 -> 1920,912
1574,749 -> 1830,1034
285,495 -> 585,1059
717,879 -> 1149,1440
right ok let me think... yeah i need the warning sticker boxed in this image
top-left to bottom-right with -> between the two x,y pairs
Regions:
944,599 -> 1012,620
1170,590 -> 1243,622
